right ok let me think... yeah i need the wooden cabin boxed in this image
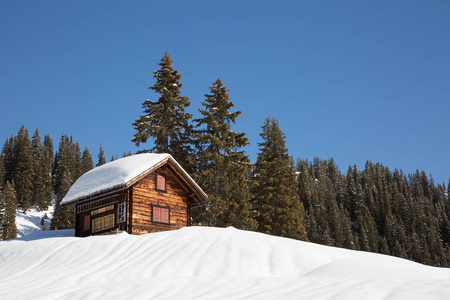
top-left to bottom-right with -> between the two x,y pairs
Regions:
60,153 -> 207,237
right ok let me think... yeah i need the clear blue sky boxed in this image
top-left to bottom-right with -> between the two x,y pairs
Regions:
1,1 -> 449,184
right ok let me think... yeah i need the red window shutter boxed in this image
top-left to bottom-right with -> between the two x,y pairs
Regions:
161,208 -> 169,224
156,174 -> 166,190
153,206 -> 161,222
84,215 -> 90,230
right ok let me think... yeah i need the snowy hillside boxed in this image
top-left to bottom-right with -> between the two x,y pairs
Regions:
1,227 -> 450,299
15,204 -> 54,238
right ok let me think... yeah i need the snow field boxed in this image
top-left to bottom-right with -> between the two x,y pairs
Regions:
1,226 -> 450,299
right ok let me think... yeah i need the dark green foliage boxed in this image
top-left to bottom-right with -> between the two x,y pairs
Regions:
252,117 -> 307,241
2,137 -> 14,183
298,158 -> 450,267
298,158 -> 357,248
2,181 -> 17,240
41,134 -> 54,210
132,52 -> 194,172
13,126 -> 34,212
97,145 -> 106,167
31,129 -> 53,210
122,151 -> 132,158
0,157 -> 4,238
81,147 -> 94,175
192,79 -> 256,230
0,157 -> 4,191
51,134 -> 79,229
74,142 -> 82,178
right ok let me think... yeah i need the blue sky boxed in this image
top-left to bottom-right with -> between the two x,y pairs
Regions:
1,1 -> 449,184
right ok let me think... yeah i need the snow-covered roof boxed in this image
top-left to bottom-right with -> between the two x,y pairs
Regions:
61,153 -> 206,205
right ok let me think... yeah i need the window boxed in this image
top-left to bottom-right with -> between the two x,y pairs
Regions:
152,205 -> 170,224
92,214 -> 115,233
117,201 -> 127,224
84,215 -> 90,230
156,174 -> 166,191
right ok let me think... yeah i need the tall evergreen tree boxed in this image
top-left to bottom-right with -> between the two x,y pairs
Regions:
193,79 -> 256,230
2,181 -> 17,240
132,52 -> 194,172
41,134 -> 54,210
31,129 -> 47,209
81,147 -> 94,175
252,117 -> 307,240
0,157 -> 4,192
13,126 -> 34,212
51,134 -> 76,229
97,145 -> 106,167
2,136 -> 14,183
74,142 -> 82,179
0,157 -> 4,238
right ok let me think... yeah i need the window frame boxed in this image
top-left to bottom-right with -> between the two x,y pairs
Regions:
152,205 -> 170,224
155,173 -> 167,192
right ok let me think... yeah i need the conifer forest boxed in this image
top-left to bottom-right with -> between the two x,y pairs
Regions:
1,53 -> 449,267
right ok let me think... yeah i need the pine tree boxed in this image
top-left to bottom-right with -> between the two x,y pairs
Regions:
51,135 -> 76,229
41,134 -> 54,210
132,52 -> 194,172
2,136 -> 14,183
74,142 -> 82,179
252,117 -> 307,240
31,129 -> 45,206
0,157 -> 4,192
97,145 -> 106,167
193,79 -> 256,230
81,147 -> 94,175
0,157 -> 4,239
2,181 -> 17,240
13,126 -> 34,212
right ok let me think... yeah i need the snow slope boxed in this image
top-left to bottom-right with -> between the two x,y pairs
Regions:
15,205 -> 54,238
1,227 -> 450,300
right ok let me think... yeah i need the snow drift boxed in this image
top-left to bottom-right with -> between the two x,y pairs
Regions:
1,227 -> 450,299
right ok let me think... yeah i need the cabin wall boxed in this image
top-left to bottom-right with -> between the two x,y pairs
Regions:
75,192 -> 127,237
131,165 -> 189,235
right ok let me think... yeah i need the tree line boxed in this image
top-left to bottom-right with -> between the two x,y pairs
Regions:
131,52 -> 450,266
1,52 -> 449,267
0,127 -> 119,238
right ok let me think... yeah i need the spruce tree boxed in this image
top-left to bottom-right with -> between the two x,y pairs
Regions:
51,135 -> 76,229
0,157 -> 4,239
132,52 -> 194,172
74,142 -> 82,179
193,78 -> 256,230
252,117 -> 307,240
31,129 -> 48,210
41,134 -> 54,210
97,145 -> 106,167
0,157 -> 4,192
81,147 -> 94,175
2,136 -> 14,183
13,126 -> 34,212
2,181 -> 17,240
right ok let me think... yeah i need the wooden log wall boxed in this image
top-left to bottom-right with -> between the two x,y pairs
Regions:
131,165 -> 189,235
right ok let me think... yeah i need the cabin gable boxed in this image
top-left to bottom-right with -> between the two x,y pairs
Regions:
130,165 -> 189,235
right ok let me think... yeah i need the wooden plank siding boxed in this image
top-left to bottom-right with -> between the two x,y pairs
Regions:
130,165 -> 189,235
